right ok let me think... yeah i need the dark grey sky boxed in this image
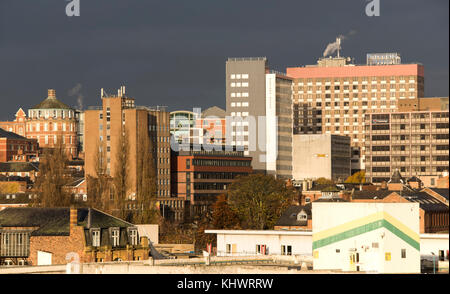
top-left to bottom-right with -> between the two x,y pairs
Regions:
0,0 -> 448,120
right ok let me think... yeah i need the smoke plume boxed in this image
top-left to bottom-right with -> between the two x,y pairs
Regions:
322,30 -> 357,57
68,83 -> 83,110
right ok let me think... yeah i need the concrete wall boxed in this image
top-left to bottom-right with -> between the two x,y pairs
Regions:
293,134 -> 332,180
292,134 -> 350,181
420,234 -> 449,260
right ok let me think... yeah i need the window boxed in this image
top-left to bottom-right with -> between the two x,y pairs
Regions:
281,245 -> 292,256
129,229 -> 138,245
92,230 -> 100,247
111,229 -> 120,247
186,159 -> 191,169
256,244 -> 267,255
401,249 -> 406,258
297,211 -> 307,221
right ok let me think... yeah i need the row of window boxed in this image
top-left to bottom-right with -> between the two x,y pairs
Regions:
230,82 -> 249,88
26,122 -> 75,132
296,75 -> 420,83
230,74 -> 249,79
230,102 -> 249,107
192,159 -> 251,167
230,92 -> 249,98
28,109 -> 74,119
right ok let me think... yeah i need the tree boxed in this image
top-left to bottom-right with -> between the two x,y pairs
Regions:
86,139 -> 111,212
314,177 -> 334,186
112,129 -> 130,220
227,174 -> 294,230
211,195 -> 240,229
194,195 -> 241,253
132,130 -> 159,224
33,138 -> 73,207
345,171 -> 366,184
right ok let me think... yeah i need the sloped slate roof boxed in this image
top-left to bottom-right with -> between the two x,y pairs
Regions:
0,128 -> 28,140
0,207 -> 133,236
31,96 -> 72,110
0,162 -> 39,173
352,190 -> 448,212
401,191 -> 449,212
428,188 -> 449,201
352,190 -> 396,200
275,204 -> 312,227
0,162 -> 39,172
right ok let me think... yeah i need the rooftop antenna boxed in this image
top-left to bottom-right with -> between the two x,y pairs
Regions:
101,88 -> 104,98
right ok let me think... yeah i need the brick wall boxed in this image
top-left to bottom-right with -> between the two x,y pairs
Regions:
28,226 -> 86,265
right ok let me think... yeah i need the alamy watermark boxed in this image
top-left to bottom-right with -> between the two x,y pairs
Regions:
365,0 -> 380,17
66,0 -> 80,17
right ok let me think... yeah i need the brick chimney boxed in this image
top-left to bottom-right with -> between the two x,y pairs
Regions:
70,206 -> 77,234
48,89 -> 56,99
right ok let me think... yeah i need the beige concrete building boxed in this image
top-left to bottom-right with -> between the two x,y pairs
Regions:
292,134 -> 351,182
84,87 -> 170,198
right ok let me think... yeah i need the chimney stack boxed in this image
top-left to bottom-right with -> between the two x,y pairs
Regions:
70,206 -> 77,233
87,208 -> 92,229
48,89 -> 56,99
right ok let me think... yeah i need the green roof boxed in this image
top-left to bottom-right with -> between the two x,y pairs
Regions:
31,96 -> 73,110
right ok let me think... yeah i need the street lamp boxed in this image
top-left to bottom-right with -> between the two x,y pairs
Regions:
431,252 -> 436,274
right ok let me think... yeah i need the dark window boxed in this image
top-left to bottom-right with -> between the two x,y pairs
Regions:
372,124 -> 390,130
186,159 -> 190,169
372,167 -> 390,172
401,249 -> 406,259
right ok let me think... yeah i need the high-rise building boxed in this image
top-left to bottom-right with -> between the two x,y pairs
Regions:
84,87 -> 171,198
287,56 -> 425,173
226,57 -> 293,179
364,107 -> 449,183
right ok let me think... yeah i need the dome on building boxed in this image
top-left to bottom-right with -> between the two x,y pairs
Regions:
30,89 -> 73,110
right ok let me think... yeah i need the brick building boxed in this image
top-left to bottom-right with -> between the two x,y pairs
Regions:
0,129 -> 38,162
0,207 -> 150,266
84,87 -> 171,199
171,144 -> 252,220
0,89 -> 79,158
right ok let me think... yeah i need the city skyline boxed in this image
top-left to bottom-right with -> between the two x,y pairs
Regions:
0,0 -> 449,120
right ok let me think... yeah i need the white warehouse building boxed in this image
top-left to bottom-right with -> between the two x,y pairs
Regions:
204,230 -> 312,257
312,202 -> 421,273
